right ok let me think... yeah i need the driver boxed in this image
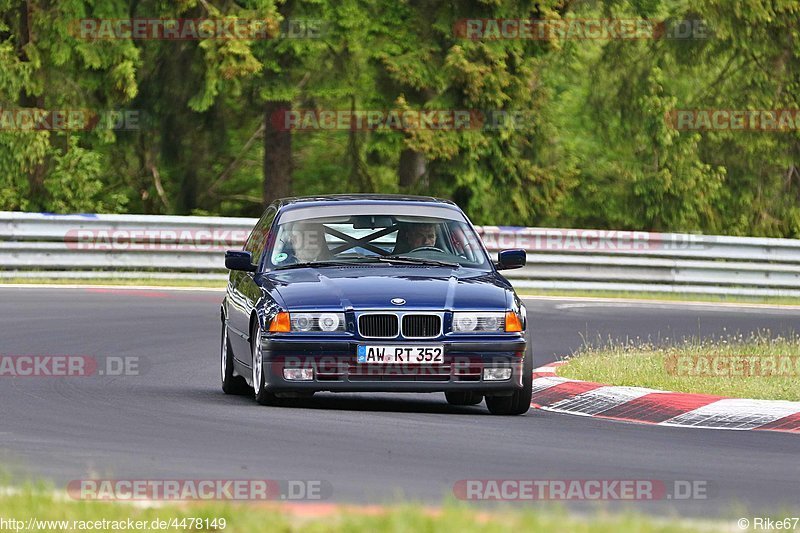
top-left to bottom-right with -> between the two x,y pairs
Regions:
288,222 -> 330,262
394,223 -> 437,254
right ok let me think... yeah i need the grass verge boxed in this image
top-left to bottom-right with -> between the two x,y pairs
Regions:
519,289 -> 800,307
0,488 -> 729,533
559,334 -> 800,401
0,278 -> 226,289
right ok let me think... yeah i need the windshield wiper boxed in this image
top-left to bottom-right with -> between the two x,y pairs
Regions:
376,255 -> 460,268
274,256 -> 460,270
274,260 -> 358,270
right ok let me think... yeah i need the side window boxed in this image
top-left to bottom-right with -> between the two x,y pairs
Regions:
244,207 -> 277,267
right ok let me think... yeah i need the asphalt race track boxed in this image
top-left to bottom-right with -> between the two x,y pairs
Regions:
1,287 -> 798,516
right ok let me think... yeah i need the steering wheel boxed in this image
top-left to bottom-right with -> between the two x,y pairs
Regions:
407,246 -> 447,254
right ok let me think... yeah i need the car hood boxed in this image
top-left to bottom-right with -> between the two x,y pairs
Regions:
265,266 -> 511,310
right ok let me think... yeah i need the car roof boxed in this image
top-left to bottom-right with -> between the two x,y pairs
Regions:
274,194 -> 459,212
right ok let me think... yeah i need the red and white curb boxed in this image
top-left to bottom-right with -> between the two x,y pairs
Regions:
531,363 -> 800,433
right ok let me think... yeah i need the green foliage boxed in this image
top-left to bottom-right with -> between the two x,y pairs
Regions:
45,136 -> 128,213
554,0 -> 800,235
0,0 -> 798,238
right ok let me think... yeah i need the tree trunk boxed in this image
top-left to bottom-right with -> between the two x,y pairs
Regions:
263,101 -> 293,205
18,0 -> 47,204
398,148 -> 426,189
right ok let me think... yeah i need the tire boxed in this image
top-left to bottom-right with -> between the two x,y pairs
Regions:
251,321 -> 278,406
445,391 -> 483,406
485,333 -> 533,416
221,319 -> 249,395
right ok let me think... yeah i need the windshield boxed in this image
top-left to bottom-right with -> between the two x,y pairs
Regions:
265,207 -> 490,270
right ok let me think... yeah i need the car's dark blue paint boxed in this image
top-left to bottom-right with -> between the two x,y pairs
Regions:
267,267 -> 514,310
220,195 -> 532,413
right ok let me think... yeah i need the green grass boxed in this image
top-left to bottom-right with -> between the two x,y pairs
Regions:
0,487 -> 729,533
0,277 -> 226,289
519,289 -> 800,307
559,334 -> 800,401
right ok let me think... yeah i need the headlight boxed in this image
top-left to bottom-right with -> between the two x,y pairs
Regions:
318,313 -> 341,332
452,312 -> 505,333
293,313 -> 314,332
289,312 -> 346,332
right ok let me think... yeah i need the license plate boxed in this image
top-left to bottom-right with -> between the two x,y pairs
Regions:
357,345 -> 444,364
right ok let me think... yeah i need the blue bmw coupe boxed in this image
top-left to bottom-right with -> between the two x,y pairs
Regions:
221,194 -> 532,415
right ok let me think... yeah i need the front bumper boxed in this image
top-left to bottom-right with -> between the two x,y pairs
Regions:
257,335 -> 527,393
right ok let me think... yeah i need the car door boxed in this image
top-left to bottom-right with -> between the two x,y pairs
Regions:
227,206 -> 277,363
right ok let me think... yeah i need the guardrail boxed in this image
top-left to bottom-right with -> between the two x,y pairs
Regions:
2,211 -> 800,297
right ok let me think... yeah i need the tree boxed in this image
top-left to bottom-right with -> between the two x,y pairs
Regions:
0,0 -> 138,213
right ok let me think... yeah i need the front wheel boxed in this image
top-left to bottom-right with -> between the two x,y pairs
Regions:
221,319 -> 248,395
486,338 -> 533,415
251,321 -> 278,406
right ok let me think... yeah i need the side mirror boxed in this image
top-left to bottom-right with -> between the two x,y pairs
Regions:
496,249 -> 526,270
225,250 -> 257,272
